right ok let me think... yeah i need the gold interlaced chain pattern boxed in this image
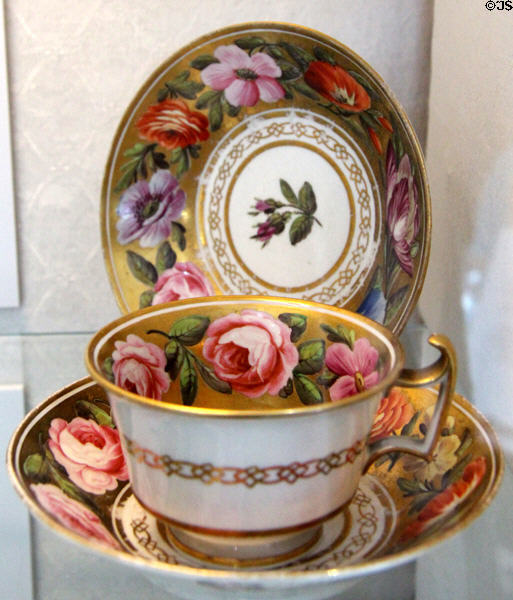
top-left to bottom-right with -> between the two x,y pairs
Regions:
124,436 -> 365,488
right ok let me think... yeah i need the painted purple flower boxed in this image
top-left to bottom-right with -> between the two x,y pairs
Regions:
325,338 -> 380,401
386,143 -> 420,276
116,170 -> 185,247
201,45 -> 285,107
251,212 -> 290,247
253,220 -> 278,245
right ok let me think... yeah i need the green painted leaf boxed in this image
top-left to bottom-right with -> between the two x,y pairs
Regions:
442,454 -> 473,489
384,285 -> 409,325
279,178 -> 298,205
180,354 -> 198,406
289,80 -> 319,100
165,339 -> 185,380
400,411 -> 420,437
169,147 -> 184,164
456,428 -> 473,457
124,142 -> 146,157
397,477 -> 424,496
156,241 -> 177,274
279,377 -> 294,398
408,491 -> 439,515
23,453 -> 45,479
169,316 -> 210,346
316,368 -> 338,388
209,96 -> 223,132
278,313 -> 307,342
175,149 -> 190,179
196,89 -> 222,109
266,45 -> 286,60
294,339 -> 325,375
298,181 -> 317,215
114,168 -> 136,192
312,46 -> 336,65
102,356 -> 114,379
139,290 -> 155,309
221,96 -> 241,117
190,54 -> 219,70
172,79 -> 204,100
126,251 -> 158,286
294,373 -> 324,405
289,215 -> 313,245
171,222 -> 187,251
76,400 -> 114,427
347,70 -> 377,98
157,87 -> 169,102
279,42 -> 314,70
320,323 -> 355,348
48,461 -> 86,504
277,60 -> 302,81
194,359 -> 232,394
234,36 -> 266,50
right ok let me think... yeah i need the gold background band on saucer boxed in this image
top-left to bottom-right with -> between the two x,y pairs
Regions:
131,488 -> 353,538
100,22 -> 431,334
165,524 -> 323,569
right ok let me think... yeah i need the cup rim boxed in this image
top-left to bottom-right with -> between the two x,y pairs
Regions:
85,295 -> 405,418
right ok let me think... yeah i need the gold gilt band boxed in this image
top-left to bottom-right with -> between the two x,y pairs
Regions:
123,436 -> 365,487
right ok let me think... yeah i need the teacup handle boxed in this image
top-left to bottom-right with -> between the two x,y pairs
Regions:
364,334 -> 457,472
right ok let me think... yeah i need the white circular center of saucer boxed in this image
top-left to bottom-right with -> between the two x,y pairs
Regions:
227,142 -> 351,290
197,109 -> 381,305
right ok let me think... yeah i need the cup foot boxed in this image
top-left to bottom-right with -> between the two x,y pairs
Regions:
165,523 -> 323,568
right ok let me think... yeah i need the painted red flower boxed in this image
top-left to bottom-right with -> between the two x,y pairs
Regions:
369,388 -> 415,443
399,456 -> 487,543
136,99 -> 210,150
304,61 -> 371,113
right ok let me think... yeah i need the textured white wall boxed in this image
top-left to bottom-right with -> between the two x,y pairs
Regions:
419,0 -> 513,462
0,0 -> 433,334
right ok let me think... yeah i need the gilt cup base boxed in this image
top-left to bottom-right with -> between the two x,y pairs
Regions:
165,523 -> 324,568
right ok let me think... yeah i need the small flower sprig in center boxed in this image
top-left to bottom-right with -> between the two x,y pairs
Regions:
249,179 -> 322,247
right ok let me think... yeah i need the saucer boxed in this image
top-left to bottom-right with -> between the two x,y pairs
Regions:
101,22 -> 430,333
8,378 -> 502,599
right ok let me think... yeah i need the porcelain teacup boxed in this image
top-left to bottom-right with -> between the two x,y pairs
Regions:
85,296 -> 456,567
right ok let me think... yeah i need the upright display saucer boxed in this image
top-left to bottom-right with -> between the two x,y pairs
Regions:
8,378 -> 502,600
102,23 -> 430,334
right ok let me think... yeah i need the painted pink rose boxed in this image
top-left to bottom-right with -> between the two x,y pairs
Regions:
112,334 -> 170,400
31,483 -> 120,549
48,417 -> 128,495
151,262 -> 214,305
201,44 -> 285,107
386,142 -> 420,276
325,338 -> 380,401
202,309 -> 298,397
